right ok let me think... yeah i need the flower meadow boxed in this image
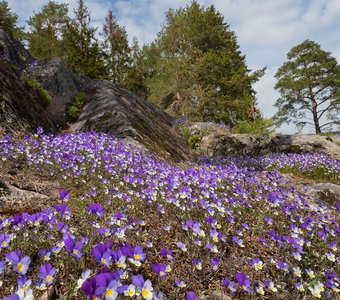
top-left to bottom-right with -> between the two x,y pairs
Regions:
0,130 -> 339,299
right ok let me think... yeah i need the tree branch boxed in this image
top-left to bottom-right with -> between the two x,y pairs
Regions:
320,121 -> 340,128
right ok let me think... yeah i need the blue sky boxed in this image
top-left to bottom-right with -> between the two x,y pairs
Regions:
8,0 -> 340,133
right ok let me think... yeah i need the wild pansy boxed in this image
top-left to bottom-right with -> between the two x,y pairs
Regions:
293,266 -> 302,277
38,263 -> 56,285
0,233 -> 11,248
210,258 -> 220,271
64,237 -> 84,259
159,247 -> 173,261
176,242 -> 187,252
235,273 -> 251,293
17,275 -> 32,292
132,274 -> 154,300
152,263 -> 167,277
5,250 -> 31,275
255,284 -> 265,295
276,260 -> 289,273
222,277 -> 236,292
295,282 -> 305,292
249,258 -> 263,271
264,279 -> 278,292
192,258 -> 202,270
87,203 -> 105,217
232,236 -> 245,247
93,249 -> 112,268
54,204 -> 72,219
308,281 -> 324,298
175,280 -> 186,288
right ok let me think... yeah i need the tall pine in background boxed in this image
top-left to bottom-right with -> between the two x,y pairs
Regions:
0,0 -> 25,41
63,0 -> 106,78
101,9 -> 130,85
26,1 -> 69,63
138,1 -> 265,125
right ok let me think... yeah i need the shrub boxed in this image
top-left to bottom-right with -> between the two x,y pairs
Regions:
67,92 -> 87,119
25,78 -> 52,107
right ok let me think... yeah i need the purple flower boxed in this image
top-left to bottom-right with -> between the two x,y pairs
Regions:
249,258 -> 263,270
92,246 -> 112,268
64,237 -> 83,259
210,258 -> 220,271
192,258 -> 202,270
222,277 -> 236,292
235,273 -> 251,293
232,236 -> 245,247
54,204 -> 72,219
88,203 -> 105,217
187,291 -> 196,300
276,260 -> 289,273
132,245 -> 146,262
59,189 -> 70,201
3,295 -> 19,300
159,247 -> 172,261
0,260 -> 6,274
132,275 -> 153,299
5,250 -> 31,275
0,233 -> 10,248
152,263 -> 167,277
39,263 -> 56,284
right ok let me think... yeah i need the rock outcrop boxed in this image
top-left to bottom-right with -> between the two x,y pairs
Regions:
32,58 -> 83,126
0,57 -> 56,135
199,133 -> 340,158
0,29 -> 34,70
0,30 -> 192,161
70,80 -> 193,162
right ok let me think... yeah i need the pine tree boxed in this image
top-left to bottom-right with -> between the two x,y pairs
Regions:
142,1 -> 264,125
0,1 -> 25,40
63,0 -> 107,78
26,1 -> 69,62
101,9 -> 130,85
275,40 -> 340,133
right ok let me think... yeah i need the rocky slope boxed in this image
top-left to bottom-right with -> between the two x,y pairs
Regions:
0,30 -> 192,162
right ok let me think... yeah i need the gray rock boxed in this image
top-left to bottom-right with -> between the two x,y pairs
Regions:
71,79 -> 193,162
199,133 -> 340,158
0,29 -> 34,70
0,57 -> 56,135
296,182 -> 340,206
32,58 -> 82,126
0,180 -> 50,216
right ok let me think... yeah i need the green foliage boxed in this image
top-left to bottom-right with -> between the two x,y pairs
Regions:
68,92 -> 86,118
0,1 -> 25,40
26,1 -> 69,63
101,9 -> 130,85
274,40 -> 340,134
187,135 -> 201,149
233,117 -> 275,134
137,1 -> 264,126
268,164 -> 339,185
25,77 -> 52,107
63,0 -> 107,78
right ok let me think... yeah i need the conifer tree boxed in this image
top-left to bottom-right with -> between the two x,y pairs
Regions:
26,1 -> 69,62
63,0 -> 107,78
101,9 -> 130,85
275,40 -> 340,133
141,1 -> 264,125
0,1 -> 25,40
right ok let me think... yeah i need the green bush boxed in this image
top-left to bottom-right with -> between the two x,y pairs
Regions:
26,78 -> 52,107
67,92 -> 87,119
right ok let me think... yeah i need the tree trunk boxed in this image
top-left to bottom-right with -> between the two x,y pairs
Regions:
311,97 -> 321,134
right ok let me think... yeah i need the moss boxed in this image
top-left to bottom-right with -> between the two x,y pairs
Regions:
67,92 -> 87,119
24,77 -> 52,108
